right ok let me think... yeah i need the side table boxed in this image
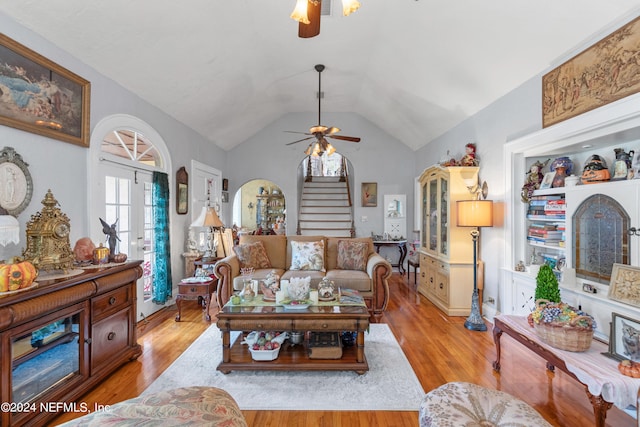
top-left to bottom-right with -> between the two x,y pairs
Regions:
373,240 -> 407,274
175,277 -> 217,322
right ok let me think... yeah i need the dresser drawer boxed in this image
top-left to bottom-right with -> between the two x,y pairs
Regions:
293,319 -> 359,331
92,286 -> 131,321
91,308 -> 131,370
223,319 -> 293,331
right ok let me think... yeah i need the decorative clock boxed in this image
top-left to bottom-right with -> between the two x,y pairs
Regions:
0,147 -> 33,216
22,189 -> 74,272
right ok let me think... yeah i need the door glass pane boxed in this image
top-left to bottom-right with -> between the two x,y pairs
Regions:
105,176 -> 117,204
429,180 -> 437,251
440,177 -> 448,256
421,183 -> 427,247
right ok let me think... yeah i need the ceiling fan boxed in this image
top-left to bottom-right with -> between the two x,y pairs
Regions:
285,64 -> 360,156
291,0 -> 361,39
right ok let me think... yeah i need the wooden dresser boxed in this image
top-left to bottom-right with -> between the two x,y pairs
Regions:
0,261 -> 143,427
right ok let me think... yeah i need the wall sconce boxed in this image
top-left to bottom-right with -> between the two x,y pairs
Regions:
628,227 -> 640,236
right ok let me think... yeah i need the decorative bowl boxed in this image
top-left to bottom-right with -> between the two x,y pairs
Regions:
249,346 -> 281,361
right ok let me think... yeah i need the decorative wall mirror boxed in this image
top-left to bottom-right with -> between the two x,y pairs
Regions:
176,166 -> 188,215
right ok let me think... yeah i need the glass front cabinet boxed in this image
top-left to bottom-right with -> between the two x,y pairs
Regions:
0,262 -> 142,426
418,165 -> 478,316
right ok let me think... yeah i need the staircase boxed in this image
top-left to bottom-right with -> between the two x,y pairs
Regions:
298,176 -> 354,237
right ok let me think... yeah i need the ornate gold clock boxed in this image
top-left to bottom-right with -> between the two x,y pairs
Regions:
22,189 -> 74,272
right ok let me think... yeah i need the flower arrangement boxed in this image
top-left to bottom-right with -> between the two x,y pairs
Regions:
530,300 -> 596,330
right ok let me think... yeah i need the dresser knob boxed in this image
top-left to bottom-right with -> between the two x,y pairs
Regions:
322,323 -> 328,328
109,297 -> 116,305
439,283 -> 444,289
84,338 -> 92,344
190,287 -> 196,292
257,324 -> 263,329
107,332 -> 116,341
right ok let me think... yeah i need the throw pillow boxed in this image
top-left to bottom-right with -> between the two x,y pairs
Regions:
233,241 -> 271,269
290,240 -> 325,271
337,240 -> 369,271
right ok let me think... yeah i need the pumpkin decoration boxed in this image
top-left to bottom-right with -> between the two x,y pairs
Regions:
0,257 -> 38,292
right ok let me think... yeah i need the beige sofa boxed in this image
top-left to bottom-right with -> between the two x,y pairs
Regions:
214,235 -> 392,322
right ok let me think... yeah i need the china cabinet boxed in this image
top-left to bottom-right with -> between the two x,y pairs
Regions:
0,262 -> 142,426
256,193 -> 285,231
418,166 -> 477,316
501,93 -> 640,339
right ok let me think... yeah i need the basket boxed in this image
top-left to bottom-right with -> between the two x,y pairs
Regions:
533,316 -> 594,352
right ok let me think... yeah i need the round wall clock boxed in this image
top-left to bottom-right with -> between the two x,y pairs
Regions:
0,147 -> 33,216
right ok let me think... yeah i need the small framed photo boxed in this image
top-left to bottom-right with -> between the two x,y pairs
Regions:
608,263 -> 640,307
221,191 -> 229,203
605,312 -> 640,361
361,182 -> 377,207
539,172 -> 556,189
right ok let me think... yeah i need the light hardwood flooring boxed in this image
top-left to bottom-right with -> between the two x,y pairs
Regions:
51,272 -> 635,426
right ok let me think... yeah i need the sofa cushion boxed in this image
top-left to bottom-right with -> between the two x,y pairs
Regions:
337,240 -> 369,271
238,234 -> 287,270
326,237 -> 374,271
233,241 -> 271,269
290,240 -> 326,272
325,269 -> 372,292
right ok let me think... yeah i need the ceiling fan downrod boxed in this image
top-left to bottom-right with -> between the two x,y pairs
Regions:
315,64 -> 324,127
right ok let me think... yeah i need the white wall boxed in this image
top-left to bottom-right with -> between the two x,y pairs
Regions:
0,13 -> 227,287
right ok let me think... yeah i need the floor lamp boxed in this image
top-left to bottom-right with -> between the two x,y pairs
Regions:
457,199 -> 493,331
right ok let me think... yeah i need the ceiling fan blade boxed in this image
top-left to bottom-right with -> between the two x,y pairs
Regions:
299,0 -> 321,38
327,135 -> 361,142
284,130 -> 312,135
286,136 -> 315,145
324,127 -> 341,135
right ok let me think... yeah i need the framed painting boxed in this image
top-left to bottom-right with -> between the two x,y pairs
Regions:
0,34 -> 90,147
176,166 -> 188,215
605,312 -> 640,362
362,182 -> 377,207
539,172 -> 556,189
608,263 -> 640,307
543,15 -> 640,128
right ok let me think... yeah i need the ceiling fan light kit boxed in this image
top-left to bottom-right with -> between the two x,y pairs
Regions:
290,1 -> 361,38
285,64 -> 360,157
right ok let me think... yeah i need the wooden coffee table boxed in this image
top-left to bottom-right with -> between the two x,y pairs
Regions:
216,302 -> 370,374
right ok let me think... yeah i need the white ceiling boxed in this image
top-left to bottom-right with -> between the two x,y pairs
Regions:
2,1 -> 639,151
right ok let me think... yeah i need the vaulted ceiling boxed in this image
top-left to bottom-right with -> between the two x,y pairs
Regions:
2,1 -> 638,151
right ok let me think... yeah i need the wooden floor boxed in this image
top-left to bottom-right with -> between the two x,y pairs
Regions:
51,272 -> 635,427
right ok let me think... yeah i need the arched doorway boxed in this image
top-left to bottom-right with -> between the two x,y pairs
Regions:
90,114 -> 172,321
232,179 -> 286,234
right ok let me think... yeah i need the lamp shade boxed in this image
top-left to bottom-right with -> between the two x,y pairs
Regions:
457,200 -> 493,228
191,206 -> 224,228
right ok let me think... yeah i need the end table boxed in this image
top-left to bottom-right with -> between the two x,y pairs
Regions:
175,277 -> 217,322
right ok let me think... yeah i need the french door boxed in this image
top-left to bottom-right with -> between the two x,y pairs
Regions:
99,162 -> 157,321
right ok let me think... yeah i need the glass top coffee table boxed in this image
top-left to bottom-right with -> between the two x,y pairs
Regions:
216,301 -> 370,374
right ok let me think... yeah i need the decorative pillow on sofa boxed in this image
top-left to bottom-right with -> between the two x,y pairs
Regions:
290,240 -> 325,271
337,240 -> 369,271
233,241 -> 271,269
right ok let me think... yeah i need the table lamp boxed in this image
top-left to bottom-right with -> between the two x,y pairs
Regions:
191,204 -> 225,261
457,198 -> 493,331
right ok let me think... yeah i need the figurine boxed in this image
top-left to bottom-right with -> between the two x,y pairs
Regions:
520,159 -> 549,203
459,143 -> 479,166
100,218 -> 120,257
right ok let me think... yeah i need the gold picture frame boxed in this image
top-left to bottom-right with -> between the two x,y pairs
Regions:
543,15 -> 640,128
176,166 -> 188,215
362,182 -> 377,207
608,263 -> 640,308
0,34 -> 90,147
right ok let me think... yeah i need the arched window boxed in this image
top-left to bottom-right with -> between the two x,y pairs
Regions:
573,194 -> 630,284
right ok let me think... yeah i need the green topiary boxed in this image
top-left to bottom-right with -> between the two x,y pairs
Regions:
535,264 -> 561,303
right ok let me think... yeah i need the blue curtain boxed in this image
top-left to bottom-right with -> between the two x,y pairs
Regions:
152,171 -> 172,304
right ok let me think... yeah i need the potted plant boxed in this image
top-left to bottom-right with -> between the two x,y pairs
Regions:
535,264 -> 561,303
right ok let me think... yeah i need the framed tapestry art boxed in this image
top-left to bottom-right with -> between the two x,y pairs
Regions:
0,34 -> 90,147
608,263 -> 640,308
543,16 -> 640,128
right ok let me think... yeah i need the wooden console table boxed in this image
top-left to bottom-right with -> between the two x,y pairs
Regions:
493,315 -> 640,427
373,240 -> 407,274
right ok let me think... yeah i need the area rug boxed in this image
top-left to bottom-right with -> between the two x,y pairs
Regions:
142,323 -> 424,411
